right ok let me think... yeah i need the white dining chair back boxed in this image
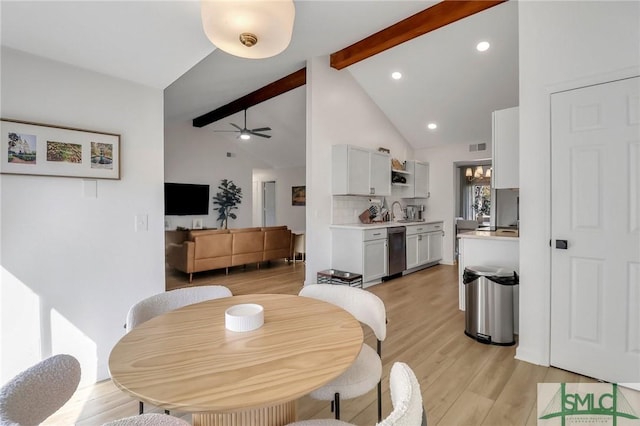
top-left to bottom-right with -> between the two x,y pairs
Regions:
298,284 -> 386,341
126,285 -> 232,332
102,413 -> 190,426
378,362 -> 424,426
0,354 -> 81,426
299,284 -> 387,421
286,362 -> 426,426
125,284 -> 232,414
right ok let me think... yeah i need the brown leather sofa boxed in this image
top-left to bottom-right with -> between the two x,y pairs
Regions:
166,226 -> 293,282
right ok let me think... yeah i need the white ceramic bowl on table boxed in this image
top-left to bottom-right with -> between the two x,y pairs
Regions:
225,303 -> 264,332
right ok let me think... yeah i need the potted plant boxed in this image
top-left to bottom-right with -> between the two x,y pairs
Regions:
213,179 -> 243,229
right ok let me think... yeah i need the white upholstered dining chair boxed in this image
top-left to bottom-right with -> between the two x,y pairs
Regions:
287,362 -> 426,426
0,354 -> 81,426
125,284 -> 232,414
298,284 -> 386,422
102,413 -> 190,426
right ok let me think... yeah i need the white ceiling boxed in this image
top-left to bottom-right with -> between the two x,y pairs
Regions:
348,0 -> 519,149
0,1 -> 519,169
0,1 -> 215,89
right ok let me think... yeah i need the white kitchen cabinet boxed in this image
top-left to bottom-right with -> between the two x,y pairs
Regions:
427,230 -> 443,263
395,160 -> 430,198
405,233 -> 419,269
492,106 -> 519,188
413,161 -> 430,198
332,145 -> 391,196
363,238 -> 387,282
331,227 -> 388,285
370,151 -> 392,196
405,222 -> 443,270
406,160 -> 430,198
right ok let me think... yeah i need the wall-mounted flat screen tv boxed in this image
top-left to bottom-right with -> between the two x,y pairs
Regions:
164,182 -> 210,216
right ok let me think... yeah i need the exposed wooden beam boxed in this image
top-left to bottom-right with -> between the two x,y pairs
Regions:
330,0 -> 507,70
193,67 -> 307,128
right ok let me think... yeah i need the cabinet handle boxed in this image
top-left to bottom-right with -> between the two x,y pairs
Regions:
372,233 -> 381,236
370,187 -> 375,195
417,228 -> 423,231
418,235 -> 422,240
434,225 -> 441,229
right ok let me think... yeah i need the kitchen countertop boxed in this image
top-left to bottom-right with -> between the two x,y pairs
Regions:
457,230 -> 519,241
330,219 -> 443,230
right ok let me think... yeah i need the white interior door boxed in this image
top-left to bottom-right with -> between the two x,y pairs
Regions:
551,76 -> 640,383
262,181 -> 276,227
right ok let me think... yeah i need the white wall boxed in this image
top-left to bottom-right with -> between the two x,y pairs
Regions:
517,1 -> 640,365
305,56 -> 413,285
252,167 -> 306,232
164,120 -> 270,230
0,47 -> 165,383
414,144 -> 492,265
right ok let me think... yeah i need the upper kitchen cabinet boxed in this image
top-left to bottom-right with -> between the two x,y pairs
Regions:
332,144 -> 391,196
492,107 -> 519,188
393,160 -> 430,198
408,160 -> 430,198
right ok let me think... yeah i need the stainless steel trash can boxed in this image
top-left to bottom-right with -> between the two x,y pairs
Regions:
463,265 -> 519,346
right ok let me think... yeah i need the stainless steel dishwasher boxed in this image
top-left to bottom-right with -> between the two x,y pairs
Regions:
387,226 -> 406,277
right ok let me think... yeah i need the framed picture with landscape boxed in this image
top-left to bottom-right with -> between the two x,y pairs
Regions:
0,118 -> 120,179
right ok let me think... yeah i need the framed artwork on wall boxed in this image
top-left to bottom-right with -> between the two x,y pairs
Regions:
292,186 -> 305,206
1,118 -> 120,179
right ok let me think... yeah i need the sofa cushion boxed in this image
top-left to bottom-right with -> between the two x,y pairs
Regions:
231,229 -> 264,253
263,227 -> 292,261
188,229 -> 228,240
194,233 -> 233,260
230,227 -> 262,234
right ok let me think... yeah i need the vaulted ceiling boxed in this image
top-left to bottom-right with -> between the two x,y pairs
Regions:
1,1 -> 519,169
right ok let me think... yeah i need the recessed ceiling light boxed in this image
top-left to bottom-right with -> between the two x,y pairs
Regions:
391,71 -> 402,80
427,123 -> 437,130
476,41 -> 490,52
240,133 -> 251,140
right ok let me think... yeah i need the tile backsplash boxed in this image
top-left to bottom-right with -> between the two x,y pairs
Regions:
332,195 -> 404,224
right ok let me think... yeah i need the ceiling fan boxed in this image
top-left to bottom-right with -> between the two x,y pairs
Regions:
213,109 -> 271,140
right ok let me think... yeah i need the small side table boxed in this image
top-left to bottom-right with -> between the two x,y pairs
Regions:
293,233 -> 306,263
317,269 -> 363,288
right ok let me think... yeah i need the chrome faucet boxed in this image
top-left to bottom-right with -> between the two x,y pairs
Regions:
391,201 -> 403,221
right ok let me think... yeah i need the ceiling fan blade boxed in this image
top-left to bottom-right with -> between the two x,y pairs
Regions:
250,132 -> 272,139
212,130 -> 239,132
251,127 -> 271,132
230,123 -> 243,131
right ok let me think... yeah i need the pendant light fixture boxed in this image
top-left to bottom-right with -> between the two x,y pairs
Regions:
201,0 -> 296,59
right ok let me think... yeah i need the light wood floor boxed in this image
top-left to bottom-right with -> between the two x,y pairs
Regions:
44,261 -> 593,425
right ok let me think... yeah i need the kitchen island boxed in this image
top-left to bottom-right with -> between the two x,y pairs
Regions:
457,230 -> 519,331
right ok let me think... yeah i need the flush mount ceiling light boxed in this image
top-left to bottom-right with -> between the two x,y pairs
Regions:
201,0 -> 296,59
391,71 -> 402,80
427,123 -> 437,130
476,41 -> 490,52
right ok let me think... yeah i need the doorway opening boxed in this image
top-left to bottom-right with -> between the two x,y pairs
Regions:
458,163 -> 492,223
262,181 -> 276,226
453,161 -> 492,261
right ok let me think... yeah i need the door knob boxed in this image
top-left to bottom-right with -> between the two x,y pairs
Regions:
555,240 -> 568,249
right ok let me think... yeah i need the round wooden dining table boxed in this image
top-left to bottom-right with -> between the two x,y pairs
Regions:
109,293 -> 364,426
